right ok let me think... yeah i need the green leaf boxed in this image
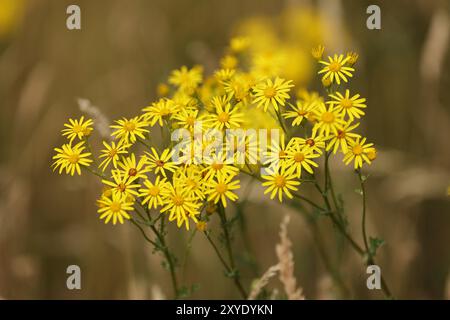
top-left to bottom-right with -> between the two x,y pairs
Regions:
369,237 -> 385,257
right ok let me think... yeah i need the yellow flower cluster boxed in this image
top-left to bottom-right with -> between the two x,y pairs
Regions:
52,39 -> 377,230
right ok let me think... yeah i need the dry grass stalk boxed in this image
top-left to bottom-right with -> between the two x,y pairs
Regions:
77,98 -> 111,138
248,264 -> 280,300
276,215 -> 305,300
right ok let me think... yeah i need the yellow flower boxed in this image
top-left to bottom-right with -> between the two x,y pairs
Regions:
206,100 -> 244,130
328,90 -> 367,121
223,74 -> 253,104
142,98 -> 178,127
61,116 -> 93,142
139,176 -> 169,210
346,51 -> 359,66
264,133 -> 289,170
202,151 -> 239,181
225,131 -> 259,166
173,166 -> 205,200
160,184 -> 200,230
110,116 -> 149,144
261,167 -> 301,202
52,141 -> 93,176
145,148 -> 177,177
285,141 -> 320,177
230,36 -> 250,53
294,131 -> 327,154
114,153 -> 150,180
312,102 -> 346,136
252,77 -> 294,112
311,45 -> 325,60
326,121 -> 361,154
283,101 -> 317,126
318,54 -> 355,85
172,107 -> 203,131
220,55 -> 238,69
366,147 -> 377,161
205,174 -> 240,208
169,66 -> 202,92
196,221 -> 207,231
98,140 -> 129,172
157,83 -> 170,97
214,68 -> 236,82
97,192 -> 134,225
343,137 -> 374,169
102,171 -> 140,198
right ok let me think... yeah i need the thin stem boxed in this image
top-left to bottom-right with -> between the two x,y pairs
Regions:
217,203 -> 248,299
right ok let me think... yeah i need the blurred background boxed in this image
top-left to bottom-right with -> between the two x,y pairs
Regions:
0,0 -> 449,299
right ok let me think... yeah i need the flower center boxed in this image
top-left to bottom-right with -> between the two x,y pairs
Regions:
186,116 -> 195,126
264,87 -> 277,98
118,183 -> 127,192
215,183 -> 228,194
337,130 -> 346,139
352,144 -> 363,155
211,163 -> 224,170
341,98 -> 353,109
278,150 -> 287,158
108,149 -> 117,158
187,179 -> 198,188
305,138 -> 315,146
218,112 -> 230,123
68,154 -> 80,164
148,186 -> 160,196
321,112 -> 335,123
124,121 -> 136,132
155,160 -> 165,167
293,152 -> 305,162
297,110 -> 308,116
72,124 -> 83,133
172,195 -> 184,206
128,168 -> 138,176
329,61 -> 341,72
274,175 -> 286,188
110,202 -> 122,213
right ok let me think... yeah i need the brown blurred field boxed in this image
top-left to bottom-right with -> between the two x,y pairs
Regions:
0,0 -> 449,299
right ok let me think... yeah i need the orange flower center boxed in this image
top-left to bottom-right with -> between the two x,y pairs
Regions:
305,139 -> 315,146
108,149 -> 117,157
72,124 -> 83,133
110,202 -> 121,213
68,154 -> 80,164
218,112 -> 230,123
124,121 -> 136,132
172,195 -> 185,206
293,152 -> 305,162
337,130 -> 346,139
186,116 -> 195,126
128,168 -> 138,176
274,175 -> 286,188
215,183 -> 228,194
155,160 -> 165,167
341,98 -> 353,109
211,163 -> 224,170
148,186 -> 160,196
352,144 -> 363,155
329,61 -> 341,72
118,183 -> 126,192
264,87 -> 277,98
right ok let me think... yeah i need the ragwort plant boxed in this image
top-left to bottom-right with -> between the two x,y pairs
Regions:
52,37 -> 392,299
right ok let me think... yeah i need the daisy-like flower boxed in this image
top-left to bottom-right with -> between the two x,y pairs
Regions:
328,90 -> 367,121
261,167 -> 301,202
346,51 -> 359,66
205,174 -> 240,208
214,68 -> 236,82
97,192 -> 134,225
294,130 -> 327,154
285,141 -> 320,177
283,101 -> 317,126
343,137 -> 374,169
311,45 -> 325,60
223,74 -> 253,104
220,55 -> 238,70
61,116 -> 93,142
145,148 -> 177,177
110,116 -> 149,144
312,102 -> 346,136
139,176 -> 169,210
252,77 -> 294,112
52,141 -> 93,176
326,121 -> 361,154
114,153 -> 150,180
160,184 -> 200,230
102,171 -> 140,198
168,66 -> 202,92
229,36 -> 250,53
202,151 -> 240,181
264,133 -> 289,170
206,100 -> 244,130
142,98 -> 178,127
172,107 -> 203,131
173,166 -> 205,200
98,140 -> 129,172
318,54 -> 355,85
